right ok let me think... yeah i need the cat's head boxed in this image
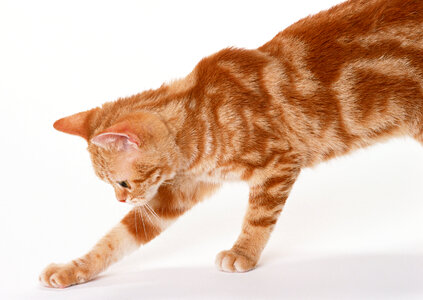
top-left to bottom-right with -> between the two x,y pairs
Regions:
53,107 -> 180,206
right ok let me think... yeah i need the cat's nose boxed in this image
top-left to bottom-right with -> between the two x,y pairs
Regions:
118,199 -> 126,203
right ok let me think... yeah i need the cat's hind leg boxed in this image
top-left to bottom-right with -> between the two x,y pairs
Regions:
411,111 -> 423,145
415,134 -> 423,146
412,126 -> 423,146
215,162 -> 300,272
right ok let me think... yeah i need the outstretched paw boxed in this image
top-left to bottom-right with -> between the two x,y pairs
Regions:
39,261 -> 91,288
215,249 -> 257,273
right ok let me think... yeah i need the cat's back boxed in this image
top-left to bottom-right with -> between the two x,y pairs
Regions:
260,0 -> 423,73
257,0 -> 423,165
276,0 -> 423,40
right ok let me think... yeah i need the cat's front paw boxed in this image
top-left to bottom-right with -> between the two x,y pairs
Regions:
215,249 -> 257,273
39,261 -> 91,288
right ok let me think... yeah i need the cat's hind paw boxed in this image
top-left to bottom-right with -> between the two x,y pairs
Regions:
39,262 -> 91,288
215,249 -> 257,273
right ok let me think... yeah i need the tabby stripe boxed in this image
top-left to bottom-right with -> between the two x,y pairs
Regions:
133,167 -> 160,184
121,209 -> 162,244
250,193 -> 288,210
248,216 -> 277,227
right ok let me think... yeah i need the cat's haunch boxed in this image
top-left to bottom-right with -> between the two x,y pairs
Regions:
40,0 -> 423,288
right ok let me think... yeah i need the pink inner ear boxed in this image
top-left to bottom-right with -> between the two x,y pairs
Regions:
91,132 -> 140,150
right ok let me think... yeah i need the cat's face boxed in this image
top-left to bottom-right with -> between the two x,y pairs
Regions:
88,138 -> 174,206
53,109 -> 179,206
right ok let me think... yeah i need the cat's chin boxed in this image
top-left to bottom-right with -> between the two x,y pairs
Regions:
128,199 -> 150,207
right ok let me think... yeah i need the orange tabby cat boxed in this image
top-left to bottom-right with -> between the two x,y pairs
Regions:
40,0 -> 423,288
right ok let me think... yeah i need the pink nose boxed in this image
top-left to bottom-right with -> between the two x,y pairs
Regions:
118,199 -> 126,203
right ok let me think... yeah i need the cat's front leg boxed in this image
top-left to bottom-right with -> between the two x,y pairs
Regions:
216,166 -> 300,272
39,203 -> 177,288
40,180 -> 218,288
39,221 -> 140,288
39,204 -> 173,288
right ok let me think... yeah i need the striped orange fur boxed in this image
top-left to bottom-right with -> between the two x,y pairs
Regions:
41,0 -> 423,288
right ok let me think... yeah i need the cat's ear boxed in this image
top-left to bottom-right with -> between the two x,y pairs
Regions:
53,108 -> 99,141
90,121 -> 141,150
91,112 -> 167,151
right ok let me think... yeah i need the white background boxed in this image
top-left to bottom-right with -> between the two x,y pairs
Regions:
1,0 -> 423,299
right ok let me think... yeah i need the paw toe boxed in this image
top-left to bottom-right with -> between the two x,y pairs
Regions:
215,249 -> 256,273
39,262 -> 89,288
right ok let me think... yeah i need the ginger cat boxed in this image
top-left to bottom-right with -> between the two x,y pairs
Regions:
40,0 -> 423,288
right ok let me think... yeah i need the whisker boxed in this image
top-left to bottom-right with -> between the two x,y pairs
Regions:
143,207 -> 156,230
149,204 -> 160,218
146,204 -> 161,222
145,205 -> 163,228
134,206 -> 139,237
140,207 -> 147,239
161,180 -> 174,186
144,205 -> 162,232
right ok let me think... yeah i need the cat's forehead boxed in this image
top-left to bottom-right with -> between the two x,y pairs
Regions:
89,145 -> 136,180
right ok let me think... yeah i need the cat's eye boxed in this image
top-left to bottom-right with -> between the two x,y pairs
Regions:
118,181 -> 130,189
